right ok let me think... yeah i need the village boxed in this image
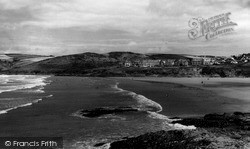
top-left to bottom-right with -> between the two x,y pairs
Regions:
0,53 -> 250,74
123,53 -> 250,68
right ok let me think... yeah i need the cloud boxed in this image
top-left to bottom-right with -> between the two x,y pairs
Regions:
238,0 -> 250,8
127,41 -> 138,46
0,0 -> 250,56
0,0 -> 34,10
147,0 -> 250,18
17,0 -> 149,33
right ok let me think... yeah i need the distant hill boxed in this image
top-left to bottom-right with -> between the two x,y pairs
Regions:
7,52 -> 119,74
5,53 -> 52,60
0,54 -> 54,71
1,51 -> 250,77
4,52 -> 179,74
108,51 -> 147,61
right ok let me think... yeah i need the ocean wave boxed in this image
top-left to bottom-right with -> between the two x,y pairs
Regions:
167,123 -> 196,130
111,82 -> 196,130
72,140 -> 111,149
111,83 -> 124,92
147,111 -> 172,121
16,86 -> 45,93
111,82 -> 162,112
0,75 -> 51,94
0,94 -> 53,115
0,102 -> 33,115
46,94 -> 53,98
147,111 -> 196,130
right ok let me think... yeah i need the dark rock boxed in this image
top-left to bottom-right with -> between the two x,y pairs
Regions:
174,112 -> 250,130
109,130 -> 211,149
78,107 -> 139,118
108,112 -> 250,149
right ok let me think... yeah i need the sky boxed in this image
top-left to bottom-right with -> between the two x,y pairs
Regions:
0,0 -> 250,56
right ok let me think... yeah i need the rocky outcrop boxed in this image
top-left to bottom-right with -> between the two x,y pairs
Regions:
173,112 -> 250,130
76,107 -> 139,118
109,130 -> 211,149
106,112 -> 250,149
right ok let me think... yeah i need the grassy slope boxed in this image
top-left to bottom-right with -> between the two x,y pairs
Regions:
2,52 -> 250,77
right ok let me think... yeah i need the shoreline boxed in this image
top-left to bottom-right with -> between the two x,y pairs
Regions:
108,112 -> 250,149
127,77 -> 250,109
115,77 -> 250,118
1,76 -> 250,148
0,75 -> 52,115
104,77 -> 250,148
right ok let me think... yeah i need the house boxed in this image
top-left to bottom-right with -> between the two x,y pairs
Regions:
191,58 -> 204,66
240,54 -> 250,63
202,57 -> 215,65
225,57 -> 238,64
159,60 -> 166,66
175,59 -> 189,66
142,60 -> 160,67
131,60 -> 142,67
124,61 -> 132,67
164,59 -> 176,67
214,57 -> 226,65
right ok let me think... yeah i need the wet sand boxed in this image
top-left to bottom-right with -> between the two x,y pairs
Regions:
131,77 -> 250,101
115,77 -> 250,117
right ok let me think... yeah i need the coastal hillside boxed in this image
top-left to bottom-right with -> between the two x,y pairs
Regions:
0,54 -> 53,71
5,52 -> 188,75
1,52 -> 250,77
6,52 -> 119,74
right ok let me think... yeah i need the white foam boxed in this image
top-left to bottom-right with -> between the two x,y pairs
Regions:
46,94 -> 53,98
73,141 -> 111,149
71,112 -> 87,119
127,92 -> 163,112
111,82 -> 162,112
147,111 -> 172,121
0,75 -> 51,94
98,143 -> 111,149
15,86 -> 45,93
0,102 -> 33,115
167,123 -> 196,130
111,81 -> 196,130
0,94 -> 53,115
111,82 -> 124,92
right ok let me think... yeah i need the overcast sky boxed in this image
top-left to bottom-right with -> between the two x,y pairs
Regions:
0,0 -> 250,56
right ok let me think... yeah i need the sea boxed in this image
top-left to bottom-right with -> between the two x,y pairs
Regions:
1,75 -> 250,148
0,75 -> 52,114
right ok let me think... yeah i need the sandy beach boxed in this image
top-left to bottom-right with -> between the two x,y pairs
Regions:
114,77 -> 250,118
131,77 -> 250,101
122,77 -> 250,115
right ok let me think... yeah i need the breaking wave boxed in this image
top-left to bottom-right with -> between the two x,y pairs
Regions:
0,94 -> 53,115
0,75 -> 53,115
0,75 -> 50,93
111,82 -> 196,130
111,83 -> 162,112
